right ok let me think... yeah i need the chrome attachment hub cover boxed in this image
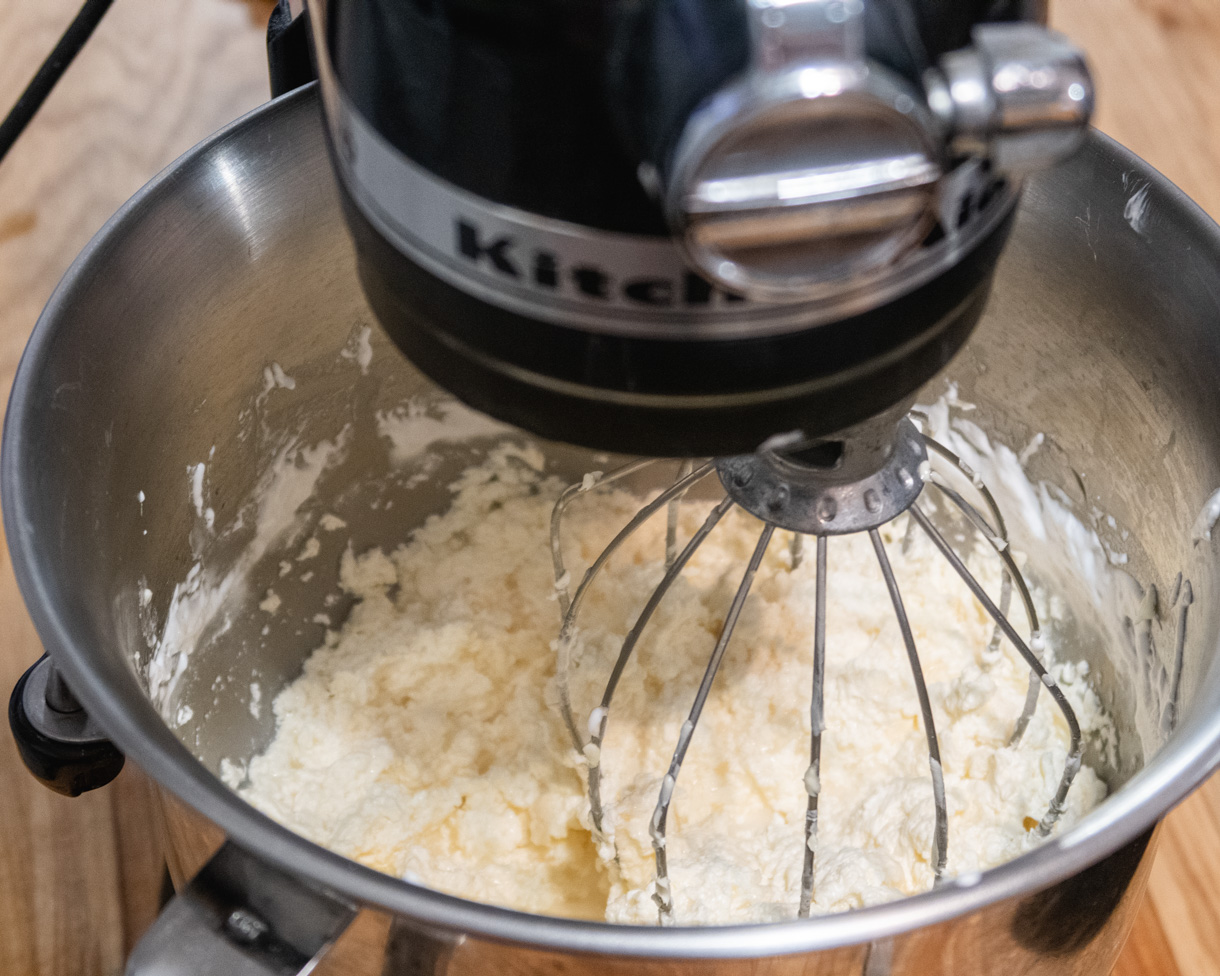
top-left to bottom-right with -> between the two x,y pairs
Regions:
717,416 -> 927,534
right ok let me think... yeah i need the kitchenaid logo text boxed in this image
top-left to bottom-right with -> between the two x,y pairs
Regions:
456,219 -> 746,308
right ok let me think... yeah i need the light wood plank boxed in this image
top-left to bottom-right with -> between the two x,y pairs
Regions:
0,1 -> 269,973
109,766 -> 169,956
1051,0 -> 1220,219
1112,879 -> 1182,976
1142,780 -> 1220,975
1048,1 -> 1220,972
0,523 -> 125,975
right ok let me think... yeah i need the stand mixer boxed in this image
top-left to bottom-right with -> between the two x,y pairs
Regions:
11,0 -> 1175,967
300,0 -> 1094,923
10,0 -> 1220,961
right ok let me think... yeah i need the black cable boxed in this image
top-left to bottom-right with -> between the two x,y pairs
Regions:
0,0 -> 115,165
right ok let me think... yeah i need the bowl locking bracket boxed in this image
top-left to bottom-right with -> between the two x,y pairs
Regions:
126,840 -> 357,976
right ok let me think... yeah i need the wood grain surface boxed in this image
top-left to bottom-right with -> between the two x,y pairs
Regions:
0,0 -> 1218,974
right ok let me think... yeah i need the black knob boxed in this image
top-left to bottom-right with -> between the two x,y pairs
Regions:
8,655 -> 124,797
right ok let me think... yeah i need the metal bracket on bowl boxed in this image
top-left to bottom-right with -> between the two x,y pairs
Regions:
382,919 -> 465,976
8,653 -> 125,796
126,840 -> 358,976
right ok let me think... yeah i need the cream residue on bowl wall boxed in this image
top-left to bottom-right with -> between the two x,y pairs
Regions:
145,430 -> 352,718
917,383 -> 1189,764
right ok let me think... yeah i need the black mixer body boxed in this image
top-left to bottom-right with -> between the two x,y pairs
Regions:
308,0 -> 1089,456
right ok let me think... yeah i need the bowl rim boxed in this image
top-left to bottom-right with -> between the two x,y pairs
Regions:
6,82 -> 1220,958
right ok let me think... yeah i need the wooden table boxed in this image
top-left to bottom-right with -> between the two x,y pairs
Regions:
1,1 -> 1218,973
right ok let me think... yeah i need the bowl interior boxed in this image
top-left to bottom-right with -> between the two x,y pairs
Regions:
8,86 -> 1220,936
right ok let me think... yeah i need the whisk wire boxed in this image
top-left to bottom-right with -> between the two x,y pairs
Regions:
922,436 -> 1041,736
922,436 -> 1011,539
554,461 -> 715,752
926,476 -> 1044,745
666,459 -> 696,568
553,426 -> 1085,923
651,522 -> 776,922
870,527 -> 949,882
551,458 -> 657,618
586,496 -> 735,837
798,533 -> 828,918
909,505 -> 1082,835
790,532 -> 805,570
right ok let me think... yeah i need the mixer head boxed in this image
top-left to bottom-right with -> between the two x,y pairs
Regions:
303,0 -> 1095,919
307,4 -> 1093,906
310,0 -> 1092,457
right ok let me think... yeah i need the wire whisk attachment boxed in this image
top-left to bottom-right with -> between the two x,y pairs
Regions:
551,419 -> 1081,923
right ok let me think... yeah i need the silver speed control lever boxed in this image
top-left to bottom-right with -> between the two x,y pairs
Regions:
665,0 -> 1093,303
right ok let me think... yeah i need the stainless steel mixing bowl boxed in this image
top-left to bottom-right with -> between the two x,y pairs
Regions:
7,83 -> 1220,975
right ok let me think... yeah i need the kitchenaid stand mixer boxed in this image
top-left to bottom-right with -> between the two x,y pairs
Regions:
302,0 -> 1096,924
13,0 -> 1184,970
